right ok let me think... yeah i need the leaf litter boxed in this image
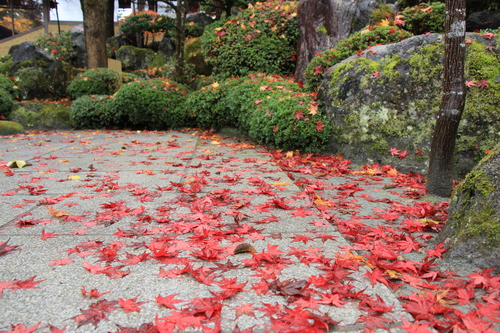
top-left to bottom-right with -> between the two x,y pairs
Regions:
0,129 -> 498,332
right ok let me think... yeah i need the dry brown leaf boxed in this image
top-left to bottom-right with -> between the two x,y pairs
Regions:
234,243 -> 257,254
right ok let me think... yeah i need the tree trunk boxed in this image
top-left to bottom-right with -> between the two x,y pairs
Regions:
105,0 -> 115,40
81,0 -> 108,69
426,0 -> 467,197
174,0 -> 187,82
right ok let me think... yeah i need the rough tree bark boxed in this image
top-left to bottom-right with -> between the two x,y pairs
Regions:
162,0 -> 188,82
81,0 -> 108,69
426,0 -> 467,197
105,0 -> 115,40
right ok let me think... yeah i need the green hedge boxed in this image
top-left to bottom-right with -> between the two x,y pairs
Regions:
67,68 -> 128,99
188,73 -> 331,152
111,79 -> 192,129
70,95 -> 117,129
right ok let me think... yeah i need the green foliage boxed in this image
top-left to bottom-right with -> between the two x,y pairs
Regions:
67,68 -> 124,99
0,74 -> 15,97
185,78 -> 242,130
188,73 -> 331,152
0,55 -> 13,75
201,1 -> 299,79
112,79 -> 192,129
10,101 -> 71,130
0,89 -> 13,118
185,22 -> 204,38
70,95 -> 116,129
35,31 -> 77,63
119,12 -> 175,36
14,60 -> 74,100
370,5 -> 395,25
304,26 -> 413,91
400,2 -> 445,35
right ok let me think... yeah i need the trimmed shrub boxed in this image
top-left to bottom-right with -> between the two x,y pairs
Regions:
70,95 -> 117,129
185,78 -> 242,130
400,2 -> 446,36
67,68 -> 125,99
0,89 -> 13,118
304,25 -> 413,91
201,0 -> 299,78
188,73 -> 331,152
112,79 -> 192,129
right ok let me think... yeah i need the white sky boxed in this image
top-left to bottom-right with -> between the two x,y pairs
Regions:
49,0 -> 133,22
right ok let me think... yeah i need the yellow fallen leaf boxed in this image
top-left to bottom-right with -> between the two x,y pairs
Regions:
7,160 -> 27,168
211,141 -> 221,145
68,175 -> 80,180
58,159 -> 69,163
273,182 -> 290,187
285,151 -> 294,158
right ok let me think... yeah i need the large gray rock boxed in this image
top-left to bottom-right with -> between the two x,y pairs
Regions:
70,25 -> 86,68
115,45 -> 165,71
157,35 -> 175,61
295,0 -> 379,81
186,12 -> 214,30
318,33 -> 500,177
435,147 -> 500,274
9,41 -> 52,64
467,10 -> 500,31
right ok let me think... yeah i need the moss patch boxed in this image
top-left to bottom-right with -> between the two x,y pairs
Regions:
0,120 -> 24,135
10,101 -> 72,130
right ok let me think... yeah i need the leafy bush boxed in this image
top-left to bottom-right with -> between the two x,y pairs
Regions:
70,95 -> 117,129
0,89 -> 13,118
35,31 -> 77,63
112,79 -> 192,129
188,73 -> 331,152
119,11 -> 175,36
0,74 -> 15,97
304,26 -> 413,91
400,2 -> 445,35
370,5 -> 395,25
14,59 -> 74,100
185,78 -> 242,130
10,101 -> 71,130
67,68 -> 124,99
201,0 -> 299,78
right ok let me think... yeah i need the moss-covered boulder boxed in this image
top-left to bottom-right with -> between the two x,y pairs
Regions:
435,147 -> 500,274
319,32 -> 500,177
115,45 -> 166,71
10,101 -> 72,130
0,120 -> 24,135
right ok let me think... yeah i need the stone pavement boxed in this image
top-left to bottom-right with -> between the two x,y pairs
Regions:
0,129 -> 428,332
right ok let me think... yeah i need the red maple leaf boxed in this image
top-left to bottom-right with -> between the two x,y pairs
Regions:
81,286 -> 109,298
3,322 -> 40,333
476,80 -> 490,89
14,276 -> 44,290
232,303 -> 257,319
0,239 -> 19,257
156,294 -> 185,309
316,121 -> 325,131
118,297 -> 145,312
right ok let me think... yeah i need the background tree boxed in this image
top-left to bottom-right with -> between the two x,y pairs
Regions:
80,0 -> 108,68
426,0 -> 467,197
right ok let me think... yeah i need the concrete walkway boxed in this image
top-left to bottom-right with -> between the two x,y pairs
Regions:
0,129 -> 428,332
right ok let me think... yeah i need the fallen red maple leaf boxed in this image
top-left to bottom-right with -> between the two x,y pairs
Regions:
118,297 -> 145,312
